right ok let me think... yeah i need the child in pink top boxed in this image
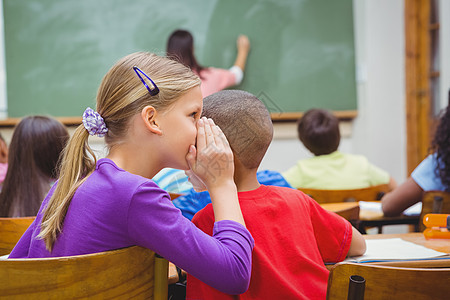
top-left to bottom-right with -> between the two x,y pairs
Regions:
167,29 -> 250,97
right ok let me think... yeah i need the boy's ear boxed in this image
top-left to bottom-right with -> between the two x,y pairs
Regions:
141,105 -> 162,135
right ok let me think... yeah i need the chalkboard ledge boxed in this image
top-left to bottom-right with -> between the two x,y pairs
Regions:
0,110 -> 357,127
0,117 -> 82,127
271,110 -> 357,122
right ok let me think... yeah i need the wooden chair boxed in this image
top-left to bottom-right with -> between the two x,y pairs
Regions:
327,261 -> 450,300
320,202 -> 360,222
300,184 -> 390,232
1,246 -> 169,299
299,184 -> 390,204
0,217 -> 35,256
419,190 -> 450,231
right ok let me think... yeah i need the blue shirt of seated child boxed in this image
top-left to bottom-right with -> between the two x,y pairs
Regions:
173,170 -> 293,220
411,153 -> 446,191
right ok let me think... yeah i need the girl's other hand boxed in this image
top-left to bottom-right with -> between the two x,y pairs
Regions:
186,117 -> 234,190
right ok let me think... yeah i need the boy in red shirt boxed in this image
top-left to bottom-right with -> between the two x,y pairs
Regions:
186,90 -> 366,300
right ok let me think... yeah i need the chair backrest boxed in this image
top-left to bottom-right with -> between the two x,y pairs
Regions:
299,184 -> 390,204
0,246 -> 169,300
326,262 -> 450,300
420,190 -> 450,231
320,202 -> 360,222
0,217 -> 35,256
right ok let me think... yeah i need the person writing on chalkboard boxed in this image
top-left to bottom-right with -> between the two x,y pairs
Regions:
167,29 -> 250,97
283,109 -> 397,190
9,52 -> 254,295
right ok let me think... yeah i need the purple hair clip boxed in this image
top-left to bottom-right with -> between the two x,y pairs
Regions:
133,66 -> 159,96
82,107 -> 108,137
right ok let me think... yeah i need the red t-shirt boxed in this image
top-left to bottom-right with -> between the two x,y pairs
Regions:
187,185 -> 352,300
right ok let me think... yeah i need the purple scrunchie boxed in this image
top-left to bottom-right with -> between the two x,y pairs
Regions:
82,107 -> 108,137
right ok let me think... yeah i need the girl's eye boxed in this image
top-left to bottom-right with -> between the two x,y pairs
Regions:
190,112 -> 198,118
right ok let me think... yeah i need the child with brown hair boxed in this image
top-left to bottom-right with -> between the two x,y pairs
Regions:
283,108 -> 396,190
0,116 -> 69,217
187,91 -> 366,299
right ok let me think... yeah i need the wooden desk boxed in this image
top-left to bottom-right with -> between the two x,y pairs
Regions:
320,202 -> 420,234
359,205 -> 420,234
326,233 -> 450,270
321,201 -> 420,234
320,202 -> 359,213
320,202 -> 418,233
320,202 -> 360,221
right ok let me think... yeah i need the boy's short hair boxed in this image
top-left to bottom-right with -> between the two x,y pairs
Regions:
202,90 -> 273,169
297,109 -> 340,156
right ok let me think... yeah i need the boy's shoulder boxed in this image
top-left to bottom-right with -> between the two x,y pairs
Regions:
262,185 -> 315,202
238,185 -> 313,206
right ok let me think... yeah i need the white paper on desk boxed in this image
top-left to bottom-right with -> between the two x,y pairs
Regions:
345,238 -> 448,263
358,201 -> 422,216
403,202 -> 422,216
359,201 -> 382,212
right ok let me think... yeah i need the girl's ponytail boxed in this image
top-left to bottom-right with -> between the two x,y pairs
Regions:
38,125 -> 96,251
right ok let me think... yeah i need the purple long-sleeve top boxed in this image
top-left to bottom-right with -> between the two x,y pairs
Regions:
9,158 -> 254,294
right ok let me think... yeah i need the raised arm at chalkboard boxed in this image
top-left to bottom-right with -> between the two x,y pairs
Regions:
233,35 -> 250,72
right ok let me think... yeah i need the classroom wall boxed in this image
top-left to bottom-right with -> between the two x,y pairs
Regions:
441,0 -> 450,109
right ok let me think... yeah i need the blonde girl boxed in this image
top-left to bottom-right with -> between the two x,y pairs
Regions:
10,52 -> 253,294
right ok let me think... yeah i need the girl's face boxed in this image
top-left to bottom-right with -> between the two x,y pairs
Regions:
157,86 -> 203,170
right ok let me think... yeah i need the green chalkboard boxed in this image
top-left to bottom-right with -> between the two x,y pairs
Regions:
3,0 -> 356,118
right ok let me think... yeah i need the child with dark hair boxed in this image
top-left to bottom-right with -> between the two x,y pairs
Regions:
187,91 -> 366,299
283,108 -> 396,190
0,116 -> 69,217
382,91 -> 450,216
